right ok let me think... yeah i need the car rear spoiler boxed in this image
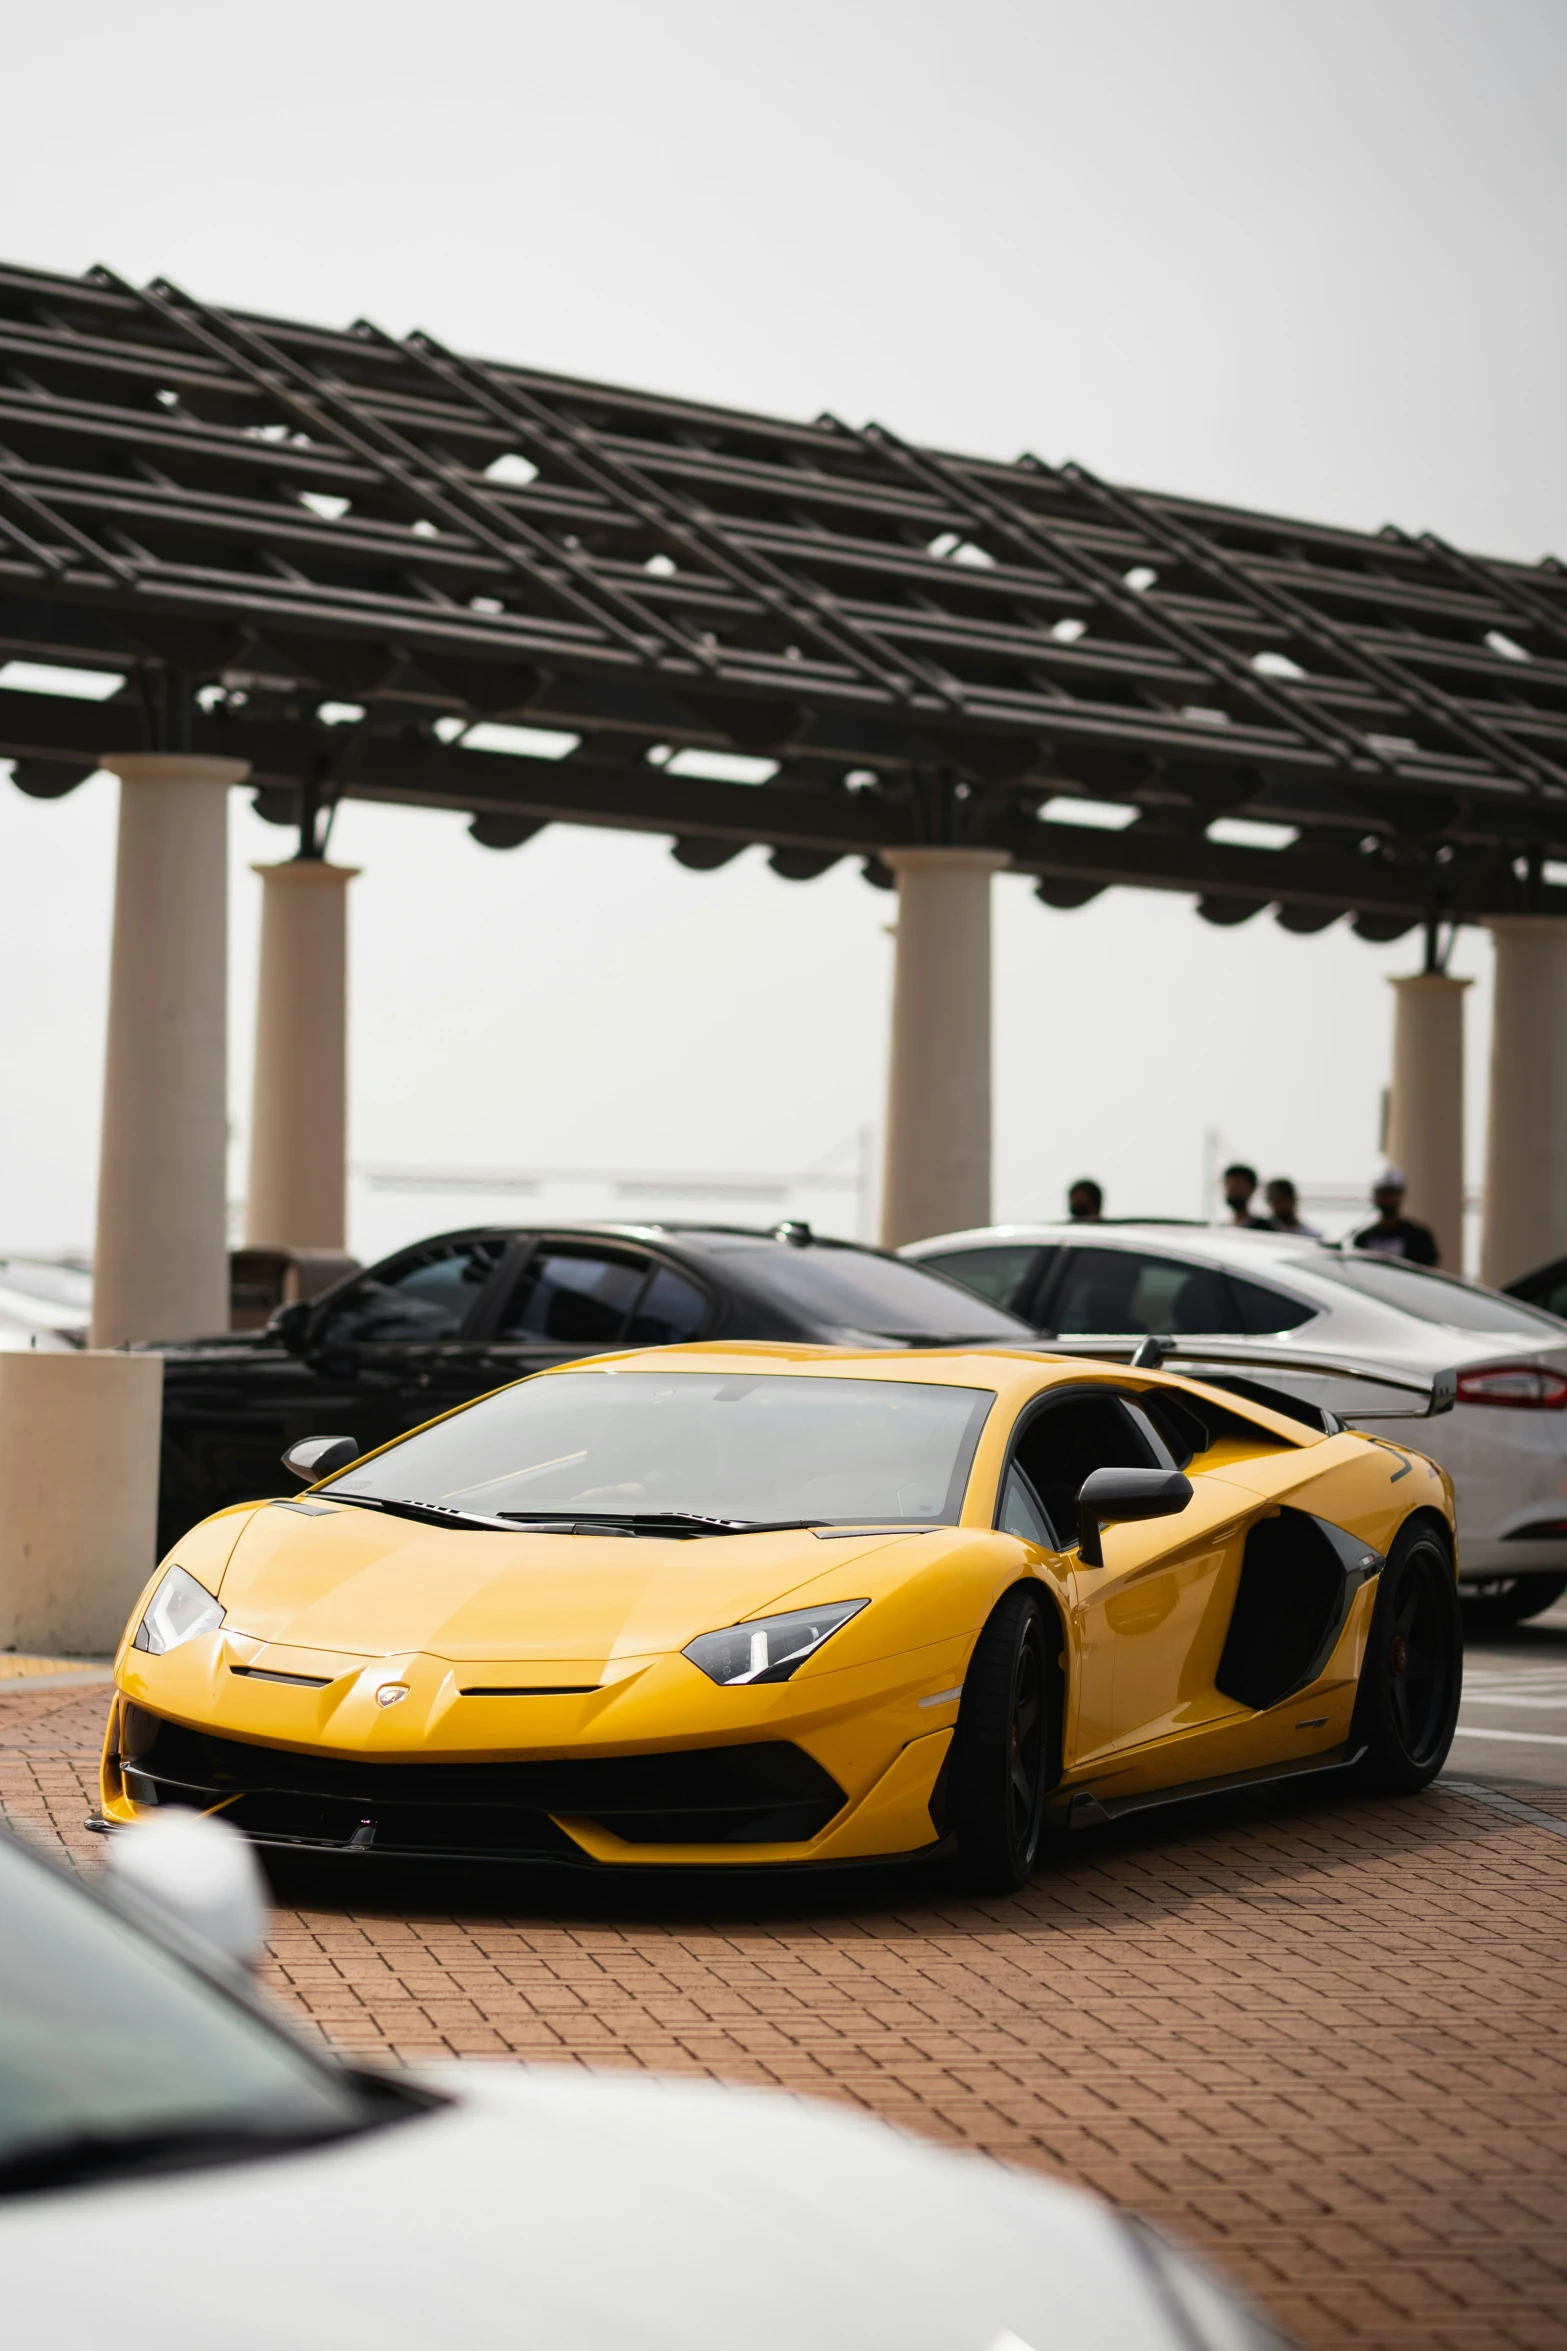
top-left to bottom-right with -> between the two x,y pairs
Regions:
1020,1338 -> 1457,1425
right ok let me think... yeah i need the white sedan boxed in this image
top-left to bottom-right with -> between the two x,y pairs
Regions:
904,1221 -> 1567,1626
0,1818 -> 1281,2351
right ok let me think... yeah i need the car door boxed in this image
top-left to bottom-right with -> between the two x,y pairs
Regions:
304,1234 -> 513,1443
1000,1387 -> 1256,1771
464,1239 -> 714,1389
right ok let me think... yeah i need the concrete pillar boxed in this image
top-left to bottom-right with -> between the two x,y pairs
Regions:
1480,917 -> 1567,1289
0,1352 -> 164,1653
1386,972 -> 1469,1272
879,847 -> 1009,1249
245,859 -> 358,1250
91,753 -> 249,1348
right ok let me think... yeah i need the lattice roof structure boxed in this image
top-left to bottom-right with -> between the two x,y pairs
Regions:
4,257 -> 1566,940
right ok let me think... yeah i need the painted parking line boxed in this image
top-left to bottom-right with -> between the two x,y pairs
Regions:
1465,1702 -> 1567,1720
1451,1725 -> 1567,1746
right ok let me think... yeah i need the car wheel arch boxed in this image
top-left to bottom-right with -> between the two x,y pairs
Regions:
959,1574 -> 1069,1796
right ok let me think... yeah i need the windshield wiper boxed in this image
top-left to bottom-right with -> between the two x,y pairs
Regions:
0,2119 -> 362,2197
328,1495 -> 518,1532
495,1509 -> 829,1539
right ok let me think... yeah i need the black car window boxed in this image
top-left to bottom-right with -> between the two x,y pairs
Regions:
725,1244 -> 1031,1342
917,1246 -> 1047,1315
312,1240 -> 502,1349
496,1248 -> 648,1346
1049,1248 -> 1235,1337
1010,1393 -> 1159,1550
1229,1275 -> 1316,1335
626,1266 -> 710,1348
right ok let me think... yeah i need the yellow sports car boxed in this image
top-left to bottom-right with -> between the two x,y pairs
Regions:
97,1344 -> 1463,1892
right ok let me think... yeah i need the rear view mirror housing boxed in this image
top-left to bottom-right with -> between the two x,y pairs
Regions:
103,1811 -> 269,1973
269,1300 -> 312,1356
282,1434 -> 360,1484
1077,1466 -> 1193,1568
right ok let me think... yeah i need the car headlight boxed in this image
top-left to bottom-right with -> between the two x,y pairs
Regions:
682,1600 -> 867,1686
132,1565 -> 226,1656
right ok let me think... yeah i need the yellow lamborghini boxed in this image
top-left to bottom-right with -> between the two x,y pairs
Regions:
97,1344 -> 1463,1892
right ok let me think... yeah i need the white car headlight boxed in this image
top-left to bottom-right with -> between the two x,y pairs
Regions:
132,1565 -> 226,1656
683,1600 -> 867,1686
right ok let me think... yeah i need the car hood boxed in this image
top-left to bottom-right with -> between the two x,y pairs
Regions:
207,1502 -> 914,1664
0,2065 -> 1226,2351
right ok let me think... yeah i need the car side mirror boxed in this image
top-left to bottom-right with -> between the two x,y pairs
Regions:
269,1299 -> 312,1355
282,1434 -> 361,1484
104,1811 -> 269,1973
1076,1466 -> 1193,1568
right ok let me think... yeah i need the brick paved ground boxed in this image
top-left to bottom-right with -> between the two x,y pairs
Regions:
7,1680 -> 1567,2350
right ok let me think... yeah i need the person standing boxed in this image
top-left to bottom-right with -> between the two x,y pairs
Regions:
1221,1163 -> 1273,1228
1067,1179 -> 1103,1223
1264,1178 -> 1319,1237
1352,1168 -> 1439,1266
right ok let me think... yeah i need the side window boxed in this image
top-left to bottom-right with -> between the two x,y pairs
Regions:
1229,1276 -> 1316,1335
998,1463 -> 1053,1546
496,1248 -> 648,1346
919,1246 -> 1045,1314
625,1267 -> 709,1348
1011,1395 -> 1157,1551
1049,1249 -> 1236,1337
313,1241 -> 502,1348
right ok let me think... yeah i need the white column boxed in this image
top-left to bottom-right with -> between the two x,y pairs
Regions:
1387,972 -> 1469,1273
246,859 -> 359,1250
1480,917 -> 1567,1289
879,848 -> 1009,1249
91,752 -> 249,1348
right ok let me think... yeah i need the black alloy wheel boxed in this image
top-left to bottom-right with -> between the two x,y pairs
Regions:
1353,1521 -> 1463,1795
1459,1571 -> 1567,1631
951,1587 -> 1050,1893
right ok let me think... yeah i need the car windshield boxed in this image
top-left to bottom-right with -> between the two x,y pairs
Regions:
0,1836 -> 379,2191
1299,1255 -> 1567,1338
722,1244 -> 1033,1342
329,1370 -> 994,1525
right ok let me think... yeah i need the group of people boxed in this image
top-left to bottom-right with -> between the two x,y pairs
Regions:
1065,1164 -> 1440,1265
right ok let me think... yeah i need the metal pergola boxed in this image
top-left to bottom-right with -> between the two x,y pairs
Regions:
4,257 -> 1566,942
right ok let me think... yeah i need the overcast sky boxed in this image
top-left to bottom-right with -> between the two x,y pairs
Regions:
2,0 -> 1562,1267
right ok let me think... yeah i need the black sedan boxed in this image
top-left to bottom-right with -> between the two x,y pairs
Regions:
150,1222 -> 1033,1550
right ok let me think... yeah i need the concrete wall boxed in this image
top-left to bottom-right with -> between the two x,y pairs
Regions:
0,1351 -> 164,1655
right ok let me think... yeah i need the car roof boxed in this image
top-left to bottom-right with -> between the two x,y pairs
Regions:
384,1223 -> 877,1258
904,1221 -> 1338,1268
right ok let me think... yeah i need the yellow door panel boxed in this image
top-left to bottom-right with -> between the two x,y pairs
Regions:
1068,1476 -> 1256,1767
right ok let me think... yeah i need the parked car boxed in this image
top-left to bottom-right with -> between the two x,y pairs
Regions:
147,1225 -> 1032,1552
902,1222 -> 1567,1625
0,1255 -> 90,1351
102,1339 -> 1459,1887
1,1819 -> 1284,2350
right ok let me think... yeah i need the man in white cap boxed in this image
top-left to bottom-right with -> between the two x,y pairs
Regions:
1352,1168 -> 1439,1266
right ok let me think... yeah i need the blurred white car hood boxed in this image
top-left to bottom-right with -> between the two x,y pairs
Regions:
1,2063 -> 1265,2350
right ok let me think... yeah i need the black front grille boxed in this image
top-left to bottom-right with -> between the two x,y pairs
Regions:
120,1709 -> 845,1852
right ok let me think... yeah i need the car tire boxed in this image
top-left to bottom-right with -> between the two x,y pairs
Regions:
950,1587 -> 1050,1894
1352,1519 -> 1463,1796
1459,1572 -> 1567,1631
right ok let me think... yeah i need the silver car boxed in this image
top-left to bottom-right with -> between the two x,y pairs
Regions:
903,1222 -> 1567,1626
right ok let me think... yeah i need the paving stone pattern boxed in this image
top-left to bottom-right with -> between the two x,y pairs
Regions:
6,1682 -> 1567,2351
